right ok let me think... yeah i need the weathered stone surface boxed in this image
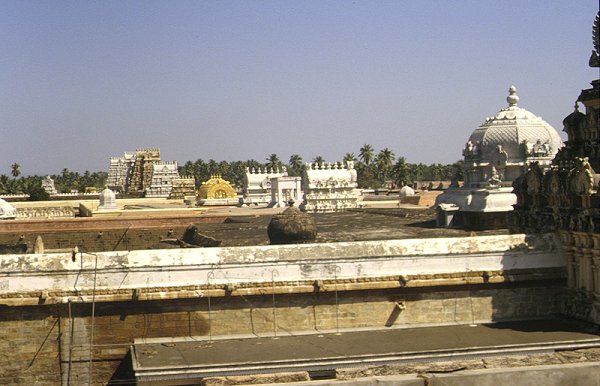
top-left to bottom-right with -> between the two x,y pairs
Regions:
181,225 -> 222,247
267,206 -> 317,244
301,161 -> 358,213
0,243 -> 27,254
202,371 -> 310,385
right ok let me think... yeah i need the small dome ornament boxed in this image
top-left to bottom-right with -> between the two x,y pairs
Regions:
506,85 -> 519,107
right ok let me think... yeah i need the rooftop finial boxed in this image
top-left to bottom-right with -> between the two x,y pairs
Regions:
590,11 -> 599,67
506,85 -> 519,107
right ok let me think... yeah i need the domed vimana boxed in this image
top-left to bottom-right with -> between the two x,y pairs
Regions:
436,86 -> 563,230
463,86 -> 562,186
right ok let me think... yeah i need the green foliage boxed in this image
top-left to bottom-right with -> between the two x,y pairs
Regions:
0,153 -> 465,198
359,144 -> 374,165
312,155 -> 325,164
26,184 -> 50,201
176,152 -> 463,191
343,153 -> 357,163
265,154 -> 282,171
10,163 -> 20,178
288,154 -> 304,177
53,169 -> 108,193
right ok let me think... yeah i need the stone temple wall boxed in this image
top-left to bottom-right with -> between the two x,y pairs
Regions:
0,284 -> 562,385
0,234 -> 565,384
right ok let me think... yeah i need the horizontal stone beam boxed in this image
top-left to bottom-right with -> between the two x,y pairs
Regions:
0,234 -> 564,306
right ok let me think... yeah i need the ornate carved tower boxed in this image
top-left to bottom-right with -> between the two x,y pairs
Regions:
512,12 -> 600,324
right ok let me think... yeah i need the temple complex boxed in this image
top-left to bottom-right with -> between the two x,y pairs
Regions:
513,11 -> 600,325
106,151 -> 135,191
126,148 -> 162,193
300,160 -> 358,212
168,176 -> 196,199
197,174 -> 238,205
145,161 -> 180,198
241,166 -> 287,206
41,175 -> 57,194
106,148 -> 182,197
436,86 -> 562,229
1,11 -> 600,386
269,176 -> 303,208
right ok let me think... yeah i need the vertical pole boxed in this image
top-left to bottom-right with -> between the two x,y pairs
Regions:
334,265 -> 340,334
271,269 -> 278,337
88,253 -> 98,385
207,271 -> 214,341
67,300 -> 73,386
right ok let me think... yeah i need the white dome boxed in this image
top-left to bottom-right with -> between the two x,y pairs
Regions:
465,86 -> 562,163
98,187 -> 117,210
399,185 -> 415,197
0,198 -> 17,219
462,86 -> 563,187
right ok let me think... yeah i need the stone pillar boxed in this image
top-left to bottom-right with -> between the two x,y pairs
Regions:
561,231 -> 576,288
591,235 -> 600,297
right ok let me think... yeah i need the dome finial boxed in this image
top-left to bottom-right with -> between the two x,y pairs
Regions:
506,85 -> 519,107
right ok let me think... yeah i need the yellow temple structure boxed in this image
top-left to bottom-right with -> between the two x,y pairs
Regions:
197,174 -> 238,204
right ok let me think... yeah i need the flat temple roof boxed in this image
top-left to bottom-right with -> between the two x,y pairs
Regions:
131,319 -> 600,383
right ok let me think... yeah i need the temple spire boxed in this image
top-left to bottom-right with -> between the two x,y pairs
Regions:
506,85 -> 519,107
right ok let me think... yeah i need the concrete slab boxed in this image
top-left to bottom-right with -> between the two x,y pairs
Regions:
132,319 -> 600,381
425,361 -> 600,386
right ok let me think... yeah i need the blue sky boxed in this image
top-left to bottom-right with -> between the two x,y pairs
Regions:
1,1 -> 598,175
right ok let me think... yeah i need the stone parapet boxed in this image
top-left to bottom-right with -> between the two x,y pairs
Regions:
0,233 -> 564,307
0,268 -> 564,307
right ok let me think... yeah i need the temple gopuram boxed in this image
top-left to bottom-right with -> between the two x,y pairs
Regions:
512,11 -> 600,325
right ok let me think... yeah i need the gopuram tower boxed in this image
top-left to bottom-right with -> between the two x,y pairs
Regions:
512,11 -> 600,324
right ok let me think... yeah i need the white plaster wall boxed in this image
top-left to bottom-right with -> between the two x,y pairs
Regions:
0,234 -> 564,295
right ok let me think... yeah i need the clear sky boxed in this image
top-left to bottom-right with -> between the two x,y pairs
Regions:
1,1 -> 598,176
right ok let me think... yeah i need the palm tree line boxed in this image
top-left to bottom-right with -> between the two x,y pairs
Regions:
1,146 -> 462,199
0,164 -> 108,199
179,144 -> 463,190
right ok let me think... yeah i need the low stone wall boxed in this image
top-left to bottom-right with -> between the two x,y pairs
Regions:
0,215 -> 225,252
400,191 -> 442,207
0,284 -> 563,385
0,234 -> 567,384
15,205 -> 75,219
0,234 -> 563,305
256,362 -> 600,386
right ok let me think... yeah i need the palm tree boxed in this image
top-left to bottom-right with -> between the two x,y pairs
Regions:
288,154 -> 303,170
228,160 -> 247,189
451,160 -> 464,182
207,159 -> 219,175
247,159 -> 263,171
265,154 -> 281,171
0,174 -> 11,194
288,154 -> 303,176
375,148 -> 395,183
343,153 -> 357,164
359,144 -> 374,165
377,148 -> 395,169
412,163 -> 426,182
10,163 -> 20,179
218,160 -> 231,179
392,156 -> 409,186
312,155 -> 325,165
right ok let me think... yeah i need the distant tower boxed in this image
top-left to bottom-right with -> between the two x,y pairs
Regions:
127,148 -> 161,193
